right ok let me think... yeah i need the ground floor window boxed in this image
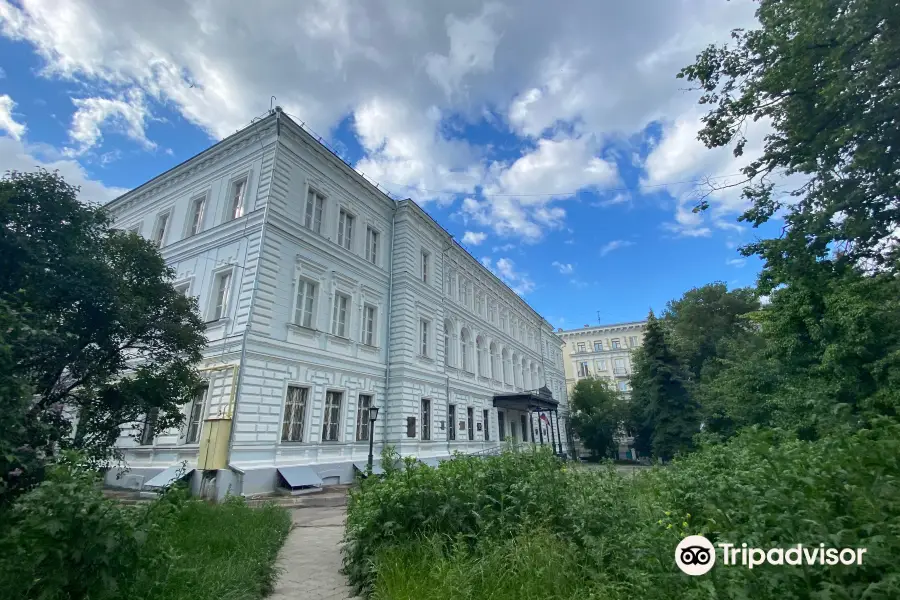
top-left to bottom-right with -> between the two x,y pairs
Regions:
448,404 -> 456,441
467,407 -> 474,441
498,411 -> 506,441
356,394 -> 373,441
421,399 -> 431,440
322,391 -> 342,441
281,385 -> 309,442
483,409 -> 489,441
185,384 -> 208,444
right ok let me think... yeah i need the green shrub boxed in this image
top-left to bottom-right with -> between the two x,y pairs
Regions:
346,420 -> 900,599
0,457 -> 291,600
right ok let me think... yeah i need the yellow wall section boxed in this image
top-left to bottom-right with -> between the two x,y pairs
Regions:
198,418 -> 232,470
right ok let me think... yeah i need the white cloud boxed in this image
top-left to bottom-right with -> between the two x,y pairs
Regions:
67,89 -> 154,154
0,135 -> 127,203
570,278 -> 589,289
0,94 -> 26,140
492,243 -> 515,252
590,192 -> 630,208
551,261 -> 573,274
726,257 -> 747,267
481,256 -> 535,295
600,239 -> 634,256
0,0 -> 760,239
462,230 -> 487,245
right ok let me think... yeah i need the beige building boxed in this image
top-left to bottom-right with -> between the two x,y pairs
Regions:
558,321 -> 646,459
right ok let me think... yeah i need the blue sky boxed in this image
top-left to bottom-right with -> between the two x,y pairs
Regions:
0,0 -> 777,328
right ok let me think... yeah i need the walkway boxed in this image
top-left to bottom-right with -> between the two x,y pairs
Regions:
268,505 -> 359,600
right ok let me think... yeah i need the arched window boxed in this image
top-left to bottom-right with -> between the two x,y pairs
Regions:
501,348 -> 511,384
489,342 -> 499,380
476,336 -> 486,376
444,320 -> 453,366
522,358 -> 530,389
460,328 -> 471,372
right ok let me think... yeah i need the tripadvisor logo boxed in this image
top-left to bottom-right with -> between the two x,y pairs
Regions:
675,535 -> 868,576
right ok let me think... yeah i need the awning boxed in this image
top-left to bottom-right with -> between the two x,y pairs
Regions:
144,466 -> 194,489
494,385 -> 559,411
277,465 -> 323,489
353,462 -> 385,475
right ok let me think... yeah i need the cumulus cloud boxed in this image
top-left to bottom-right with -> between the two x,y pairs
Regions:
551,261 -> 573,274
726,257 -> 747,267
600,239 -> 634,256
0,0 -> 759,240
0,94 -> 26,140
462,230 -> 487,245
481,256 -> 535,295
67,89 -> 154,154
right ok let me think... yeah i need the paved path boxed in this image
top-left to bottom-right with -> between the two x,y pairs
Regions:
268,506 -> 360,600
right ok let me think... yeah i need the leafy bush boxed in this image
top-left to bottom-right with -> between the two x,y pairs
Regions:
345,420 -> 900,599
0,457 -> 291,600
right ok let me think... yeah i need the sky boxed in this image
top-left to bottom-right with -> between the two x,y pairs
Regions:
0,0 -> 783,329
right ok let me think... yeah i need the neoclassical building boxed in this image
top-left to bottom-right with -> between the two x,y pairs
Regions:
558,321 -> 646,459
103,107 -> 568,498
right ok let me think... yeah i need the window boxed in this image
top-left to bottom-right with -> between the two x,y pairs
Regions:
362,304 -> 376,346
617,381 -> 629,392
595,359 -> 607,371
475,294 -> 483,316
498,411 -> 506,441
305,189 -> 324,233
577,342 -> 585,353
421,399 -> 431,441
594,341 -> 603,352
465,407 -> 473,441
476,337 -> 486,376
337,208 -> 354,250
212,271 -> 232,320
460,329 -> 471,372
577,361 -> 589,377
174,282 -> 190,296
332,293 -> 349,337
188,196 -> 206,236
611,338 -> 621,349
459,280 -> 468,306
521,414 -> 529,443
153,212 -> 170,246
448,404 -> 456,441
500,313 -> 506,332
614,358 -> 626,375
356,394 -> 373,441
294,279 -> 317,328
229,177 -> 247,220
488,304 -> 495,324
281,386 -> 308,442
185,384 -> 208,444
629,335 -> 639,347
420,319 -> 430,357
365,226 -> 379,264
489,343 -> 499,380
322,391 -> 342,441
444,322 -> 451,366
421,250 -> 430,283
483,409 -> 490,441
139,408 -> 158,446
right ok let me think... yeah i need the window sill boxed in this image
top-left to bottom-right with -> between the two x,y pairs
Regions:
204,318 -> 231,327
360,343 -> 381,351
418,354 -> 434,363
287,323 -> 320,334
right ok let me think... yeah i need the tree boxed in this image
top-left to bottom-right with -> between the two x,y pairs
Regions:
569,378 -> 625,459
629,312 -> 699,461
679,0 -> 900,287
0,170 -> 206,501
661,283 -> 760,381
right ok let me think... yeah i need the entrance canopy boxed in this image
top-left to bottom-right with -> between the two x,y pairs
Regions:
493,385 -> 559,412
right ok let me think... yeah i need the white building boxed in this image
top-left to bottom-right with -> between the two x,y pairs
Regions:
104,107 -> 569,498
558,321 -> 646,459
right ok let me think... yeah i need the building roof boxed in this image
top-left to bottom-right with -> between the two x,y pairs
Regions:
557,320 -> 647,338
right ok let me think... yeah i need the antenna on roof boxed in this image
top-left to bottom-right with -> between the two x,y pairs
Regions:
270,96 -> 276,112
597,310 -> 602,326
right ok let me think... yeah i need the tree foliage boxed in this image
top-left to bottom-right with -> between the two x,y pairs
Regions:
629,312 -> 700,461
569,378 -> 625,459
679,0 -> 900,285
0,170 -> 206,502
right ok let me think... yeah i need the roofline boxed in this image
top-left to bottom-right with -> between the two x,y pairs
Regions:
104,112 -> 278,211
557,320 -> 648,335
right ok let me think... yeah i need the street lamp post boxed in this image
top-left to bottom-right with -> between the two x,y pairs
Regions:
367,406 -> 380,474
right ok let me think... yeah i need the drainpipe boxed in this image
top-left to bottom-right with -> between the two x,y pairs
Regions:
381,203 -> 398,456
225,107 -> 281,483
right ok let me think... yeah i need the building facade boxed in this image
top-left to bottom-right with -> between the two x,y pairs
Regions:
103,108 -> 568,498
558,321 -> 646,459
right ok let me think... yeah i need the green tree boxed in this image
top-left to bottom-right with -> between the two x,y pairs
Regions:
630,312 -> 699,461
0,170 -> 206,501
569,378 -> 625,459
662,283 -> 760,381
679,0 -> 900,286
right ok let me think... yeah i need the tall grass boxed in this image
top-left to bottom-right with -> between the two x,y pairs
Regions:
345,419 -> 900,599
0,462 -> 291,600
